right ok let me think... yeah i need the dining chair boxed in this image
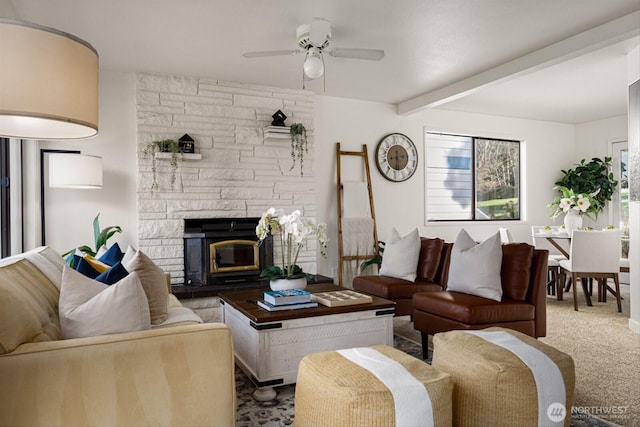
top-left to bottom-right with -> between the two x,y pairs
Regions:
531,226 -> 568,299
498,227 -> 513,244
620,258 -> 630,273
600,257 -> 630,303
558,230 -> 622,312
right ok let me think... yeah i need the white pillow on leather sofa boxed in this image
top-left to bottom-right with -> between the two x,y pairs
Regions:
446,229 -> 503,301
379,227 -> 421,282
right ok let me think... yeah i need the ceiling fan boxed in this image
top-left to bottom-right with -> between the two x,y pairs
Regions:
242,18 -> 385,81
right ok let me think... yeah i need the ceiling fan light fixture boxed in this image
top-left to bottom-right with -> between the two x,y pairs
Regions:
303,48 -> 324,79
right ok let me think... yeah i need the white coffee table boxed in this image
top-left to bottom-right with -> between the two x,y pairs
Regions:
220,284 -> 395,401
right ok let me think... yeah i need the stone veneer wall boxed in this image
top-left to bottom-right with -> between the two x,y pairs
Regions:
135,73 -> 316,287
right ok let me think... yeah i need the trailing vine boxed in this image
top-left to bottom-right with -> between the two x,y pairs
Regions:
289,123 -> 308,176
143,139 -> 183,190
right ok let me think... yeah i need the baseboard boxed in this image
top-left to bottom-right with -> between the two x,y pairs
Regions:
628,318 -> 640,334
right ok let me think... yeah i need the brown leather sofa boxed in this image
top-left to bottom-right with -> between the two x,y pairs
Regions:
353,238 -> 453,316
413,243 -> 548,357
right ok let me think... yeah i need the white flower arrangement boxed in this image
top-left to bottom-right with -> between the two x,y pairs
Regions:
256,208 -> 328,280
548,186 -> 600,220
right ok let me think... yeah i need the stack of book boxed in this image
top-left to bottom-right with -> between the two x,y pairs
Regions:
257,289 -> 318,311
264,126 -> 292,139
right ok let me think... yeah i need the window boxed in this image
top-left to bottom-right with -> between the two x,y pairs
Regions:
1,138 -> 9,257
611,141 -> 629,258
425,132 -> 520,221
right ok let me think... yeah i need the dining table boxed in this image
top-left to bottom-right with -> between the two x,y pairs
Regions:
532,229 -> 571,258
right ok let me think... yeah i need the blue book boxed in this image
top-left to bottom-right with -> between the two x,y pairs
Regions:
263,289 -> 312,305
257,300 -> 318,311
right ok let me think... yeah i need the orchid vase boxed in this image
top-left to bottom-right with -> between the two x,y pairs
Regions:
563,209 -> 583,236
269,277 -> 308,291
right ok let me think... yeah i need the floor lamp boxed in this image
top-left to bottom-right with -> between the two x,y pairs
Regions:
41,152 -> 103,245
49,153 -> 103,189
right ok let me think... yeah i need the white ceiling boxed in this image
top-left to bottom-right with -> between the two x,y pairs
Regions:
3,0 -> 640,124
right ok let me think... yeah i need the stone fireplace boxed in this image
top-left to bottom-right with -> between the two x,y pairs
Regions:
135,72 -> 317,296
183,217 -> 273,286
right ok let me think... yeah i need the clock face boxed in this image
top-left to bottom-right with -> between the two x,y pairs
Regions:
375,133 -> 418,182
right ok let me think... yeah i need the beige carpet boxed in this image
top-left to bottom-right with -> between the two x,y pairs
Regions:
393,284 -> 639,427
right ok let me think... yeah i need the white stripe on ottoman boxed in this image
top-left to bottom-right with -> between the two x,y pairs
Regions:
465,330 -> 566,426
337,347 -> 434,427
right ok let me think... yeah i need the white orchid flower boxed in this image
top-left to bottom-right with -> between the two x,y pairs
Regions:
576,195 -> 590,212
559,197 -> 573,212
256,208 -> 329,280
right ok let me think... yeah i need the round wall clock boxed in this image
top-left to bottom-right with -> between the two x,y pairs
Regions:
374,133 -> 418,182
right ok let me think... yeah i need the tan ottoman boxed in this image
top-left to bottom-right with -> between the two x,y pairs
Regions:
295,345 -> 452,427
432,328 -> 575,427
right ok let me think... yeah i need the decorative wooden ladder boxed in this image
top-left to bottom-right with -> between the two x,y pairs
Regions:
335,143 -> 379,287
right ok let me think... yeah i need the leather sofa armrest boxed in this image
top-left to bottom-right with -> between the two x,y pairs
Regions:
529,249 -> 548,337
0,324 -> 236,427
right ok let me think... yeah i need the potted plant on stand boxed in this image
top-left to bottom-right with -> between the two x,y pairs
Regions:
256,207 -> 328,290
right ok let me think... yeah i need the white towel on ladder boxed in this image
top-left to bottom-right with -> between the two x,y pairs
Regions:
341,218 -> 376,288
342,181 -> 371,218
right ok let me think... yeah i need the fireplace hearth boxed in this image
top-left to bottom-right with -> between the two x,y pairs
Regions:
183,217 -> 273,286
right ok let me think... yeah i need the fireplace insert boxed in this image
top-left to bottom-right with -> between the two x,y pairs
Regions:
183,218 -> 273,286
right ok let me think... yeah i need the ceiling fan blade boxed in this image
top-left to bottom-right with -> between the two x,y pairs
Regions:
327,48 -> 385,61
309,18 -> 331,47
242,50 -> 301,59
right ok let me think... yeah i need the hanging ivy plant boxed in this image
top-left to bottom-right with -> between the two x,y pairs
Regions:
554,157 -> 618,216
289,123 -> 308,176
143,139 -> 183,190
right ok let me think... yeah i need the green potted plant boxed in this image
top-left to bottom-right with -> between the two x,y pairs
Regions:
62,213 -> 122,265
360,241 -> 386,273
289,123 -> 308,176
143,139 -> 184,190
552,157 -> 618,217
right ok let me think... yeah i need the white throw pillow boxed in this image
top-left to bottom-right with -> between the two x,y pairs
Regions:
379,228 -> 421,282
121,245 -> 137,266
59,266 -> 151,339
446,229 -> 503,301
